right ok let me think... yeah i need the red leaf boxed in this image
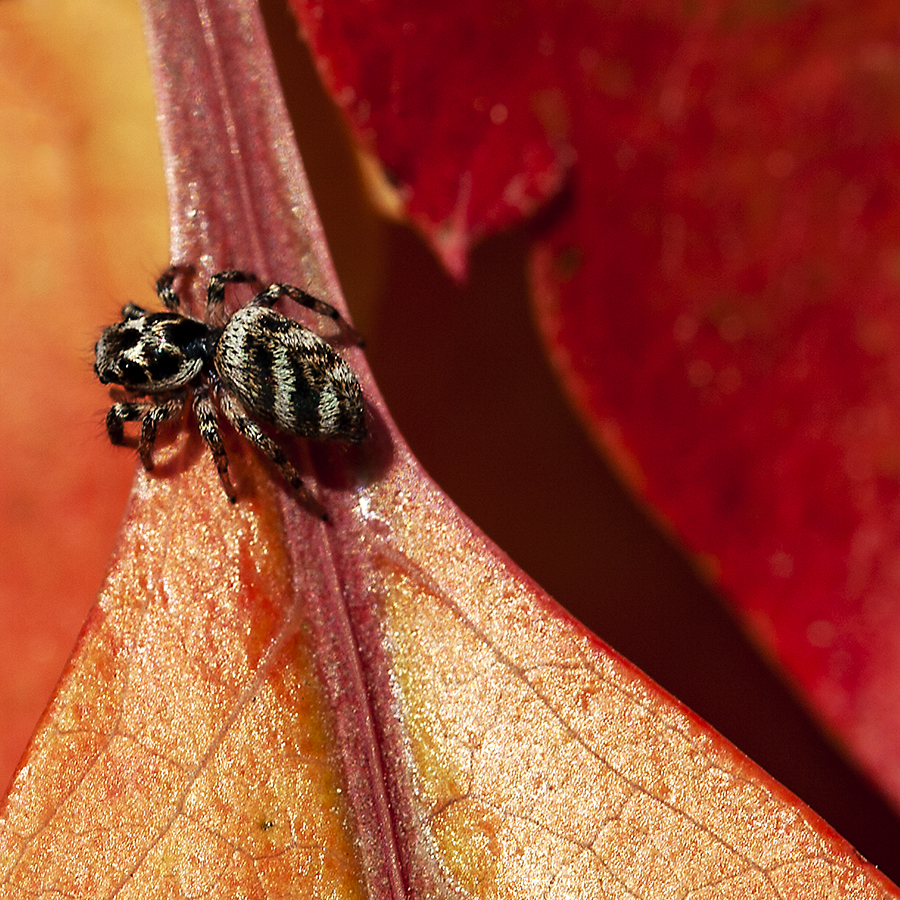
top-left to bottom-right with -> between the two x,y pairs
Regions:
289,0 -> 900,825
292,0 -> 570,278
532,5 -> 900,817
2,0 -> 899,896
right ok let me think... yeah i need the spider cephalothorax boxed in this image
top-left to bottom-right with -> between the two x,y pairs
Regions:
94,267 -> 366,515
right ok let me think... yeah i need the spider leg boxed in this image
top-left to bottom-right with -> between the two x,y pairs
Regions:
251,282 -> 365,346
206,270 -> 258,323
218,391 -> 328,520
106,400 -> 152,445
138,395 -> 186,470
156,264 -> 195,311
193,386 -> 236,502
121,303 -> 149,320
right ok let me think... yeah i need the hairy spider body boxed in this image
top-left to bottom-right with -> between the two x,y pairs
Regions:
94,268 -> 366,513
215,306 -> 364,440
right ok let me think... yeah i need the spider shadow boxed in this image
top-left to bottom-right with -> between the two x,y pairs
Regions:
308,396 -> 395,494
124,395 -> 395,506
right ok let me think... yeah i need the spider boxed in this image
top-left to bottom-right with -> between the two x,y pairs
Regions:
94,266 -> 367,516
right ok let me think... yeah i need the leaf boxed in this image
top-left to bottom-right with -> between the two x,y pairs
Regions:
0,0 -> 168,789
0,0 -> 898,897
288,0 -> 900,825
290,0 -> 569,280
530,3 -> 900,823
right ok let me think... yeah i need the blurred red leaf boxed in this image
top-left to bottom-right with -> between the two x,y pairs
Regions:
1,0 -> 899,896
531,5 -> 900,817
289,0 -> 900,818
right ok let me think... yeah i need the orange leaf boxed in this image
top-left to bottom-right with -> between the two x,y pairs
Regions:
0,0 -> 167,786
0,0 -> 897,896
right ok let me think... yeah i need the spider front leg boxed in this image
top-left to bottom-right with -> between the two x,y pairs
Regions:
138,396 -> 186,470
252,282 -> 365,346
193,386 -> 236,502
217,391 -> 328,520
106,400 -> 152,446
121,303 -> 149,321
156,264 -> 195,311
206,270 -> 259,324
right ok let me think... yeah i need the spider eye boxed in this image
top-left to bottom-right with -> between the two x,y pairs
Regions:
116,329 -> 141,350
146,349 -> 181,381
119,359 -> 146,383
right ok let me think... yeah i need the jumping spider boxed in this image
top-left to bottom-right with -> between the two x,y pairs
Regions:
94,266 -> 367,516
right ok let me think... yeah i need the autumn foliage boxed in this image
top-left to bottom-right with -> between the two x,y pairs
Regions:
1,0 -> 900,897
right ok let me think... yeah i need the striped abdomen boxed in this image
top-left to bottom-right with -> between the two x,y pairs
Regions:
215,306 -> 366,442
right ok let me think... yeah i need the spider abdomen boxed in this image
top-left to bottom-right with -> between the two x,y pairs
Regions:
215,306 -> 366,443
